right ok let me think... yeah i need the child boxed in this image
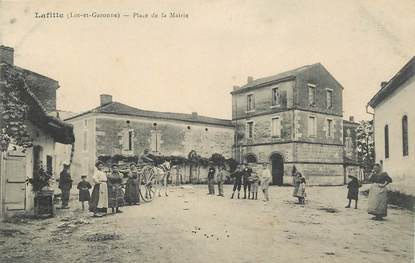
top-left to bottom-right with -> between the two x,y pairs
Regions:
250,172 -> 259,200
297,177 -> 306,205
77,175 -> 92,211
345,175 -> 360,209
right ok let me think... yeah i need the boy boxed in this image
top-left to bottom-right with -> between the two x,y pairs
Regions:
77,175 -> 92,211
297,177 -> 306,205
250,172 -> 259,200
242,163 -> 252,199
207,165 -> 216,195
260,162 -> 271,202
216,165 -> 226,197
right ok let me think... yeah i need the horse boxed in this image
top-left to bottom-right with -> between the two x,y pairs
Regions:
145,160 -> 171,198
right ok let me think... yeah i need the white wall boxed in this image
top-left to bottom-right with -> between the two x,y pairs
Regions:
373,74 -> 415,195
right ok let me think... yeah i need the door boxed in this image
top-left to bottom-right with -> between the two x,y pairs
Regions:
270,153 -> 284,186
4,153 -> 27,211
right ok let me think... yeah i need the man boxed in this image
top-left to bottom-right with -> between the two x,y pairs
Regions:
140,149 -> 154,163
216,165 -> 226,197
107,164 -> 124,213
58,162 -> 72,209
260,162 -> 271,202
242,163 -> 253,199
230,165 -> 243,199
207,165 -> 216,195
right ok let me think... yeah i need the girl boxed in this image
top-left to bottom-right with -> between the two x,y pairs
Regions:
297,177 -> 306,205
345,175 -> 360,209
124,163 -> 140,205
77,175 -> 92,211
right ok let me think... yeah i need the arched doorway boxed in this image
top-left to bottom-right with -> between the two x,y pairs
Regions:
270,153 -> 284,185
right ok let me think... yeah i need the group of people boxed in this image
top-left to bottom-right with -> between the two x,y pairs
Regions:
207,162 -> 272,202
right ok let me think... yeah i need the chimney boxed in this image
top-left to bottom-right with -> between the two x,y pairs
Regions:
380,81 -> 388,88
0,45 -> 14,65
247,76 -> 254,84
191,112 -> 198,119
233,85 -> 240,91
349,116 -> 354,122
100,94 -> 112,106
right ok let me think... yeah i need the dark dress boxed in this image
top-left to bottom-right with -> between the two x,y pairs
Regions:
125,173 -> 140,204
232,170 -> 242,191
347,178 -> 360,200
107,172 -> 125,208
77,181 -> 92,201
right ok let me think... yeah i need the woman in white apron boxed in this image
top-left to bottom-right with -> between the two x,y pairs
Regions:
89,161 -> 109,217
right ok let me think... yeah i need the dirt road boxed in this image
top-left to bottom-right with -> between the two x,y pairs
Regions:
0,185 -> 413,263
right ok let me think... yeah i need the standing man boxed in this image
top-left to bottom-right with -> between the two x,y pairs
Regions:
207,165 -> 216,195
242,163 -> 253,199
58,162 -> 73,209
230,165 -> 243,199
260,162 -> 272,202
216,165 -> 226,197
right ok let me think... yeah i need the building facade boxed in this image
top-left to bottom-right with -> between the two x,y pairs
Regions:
0,46 -> 74,218
65,95 -> 234,184
232,63 -> 358,185
368,57 -> 414,195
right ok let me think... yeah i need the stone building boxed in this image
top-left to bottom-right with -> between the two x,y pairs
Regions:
232,63 -> 358,185
368,57 -> 414,195
65,95 -> 234,184
0,46 -> 74,218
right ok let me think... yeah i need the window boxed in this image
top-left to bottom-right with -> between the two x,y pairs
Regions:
46,155 -> 53,173
402,115 -> 408,156
272,87 -> 280,106
384,125 -> 389,159
326,89 -> 333,109
308,84 -> 316,106
150,130 -> 161,152
83,130 -> 88,151
271,117 -> 281,137
247,122 -> 254,139
247,94 -> 255,111
308,116 -> 316,137
83,119 -> 88,127
121,128 -> 134,153
326,119 -> 333,137
128,130 -> 133,151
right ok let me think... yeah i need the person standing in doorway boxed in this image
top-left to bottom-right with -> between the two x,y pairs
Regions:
207,165 -> 216,195
216,165 -> 226,197
58,162 -> 72,209
260,162 -> 271,202
230,165 -> 243,199
242,163 -> 253,199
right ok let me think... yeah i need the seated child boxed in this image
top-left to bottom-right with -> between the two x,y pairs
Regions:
77,175 -> 92,211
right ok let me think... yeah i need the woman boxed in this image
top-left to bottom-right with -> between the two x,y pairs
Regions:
108,164 -> 124,213
124,163 -> 140,205
292,166 -> 302,204
367,164 -> 392,220
345,175 -> 360,209
260,162 -> 271,202
89,161 -> 109,217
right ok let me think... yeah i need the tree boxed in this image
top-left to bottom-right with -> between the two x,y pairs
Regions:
356,120 -> 375,178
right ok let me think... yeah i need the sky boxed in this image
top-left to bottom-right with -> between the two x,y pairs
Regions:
1,0 -> 414,121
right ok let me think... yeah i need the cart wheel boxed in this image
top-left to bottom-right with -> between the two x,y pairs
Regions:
139,166 -> 156,202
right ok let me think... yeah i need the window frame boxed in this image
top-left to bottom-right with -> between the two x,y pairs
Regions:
308,115 -> 317,137
402,115 -> 409,156
246,93 -> 255,112
308,83 -> 316,107
384,124 -> 389,159
326,88 -> 333,109
271,86 -> 281,107
246,121 -> 254,139
271,116 -> 281,137
326,118 -> 333,138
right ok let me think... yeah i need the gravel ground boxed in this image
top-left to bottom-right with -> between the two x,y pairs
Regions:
0,185 -> 413,263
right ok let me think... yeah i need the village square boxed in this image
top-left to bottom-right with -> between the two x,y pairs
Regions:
0,1 -> 414,262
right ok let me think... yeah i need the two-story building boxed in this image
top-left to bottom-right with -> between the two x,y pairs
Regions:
65,95 -> 234,184
232,63 -> 358,185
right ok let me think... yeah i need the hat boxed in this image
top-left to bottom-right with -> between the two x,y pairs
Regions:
95,160 -> 104,167
62,161 -> 69,167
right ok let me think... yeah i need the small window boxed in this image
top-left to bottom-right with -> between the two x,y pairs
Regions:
128,130 -> 133,151
271,117 -> 281,137
84,119 -> 88,127
326,119 -> 333,137
150,130 -> 161,152
326,89 -> 333,109
83,130 -> 88,151
308,116 -> 316,137
247,122 -> 254,139
402,115 -> 408,156
247,94 -> 255,111
384,125 -> 389,159
308,84 -> 316,106
272,87 -> 280,106
205,128 -> 208,131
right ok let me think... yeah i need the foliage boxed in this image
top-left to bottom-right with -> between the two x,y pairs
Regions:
225,158 -> 238,173
26,165 -> 53,192
0,67 -> 33,149
356,120 -> 375,175
209,153 -> 226,166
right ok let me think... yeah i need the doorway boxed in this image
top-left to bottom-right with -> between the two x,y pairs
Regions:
270,153 -> 284,185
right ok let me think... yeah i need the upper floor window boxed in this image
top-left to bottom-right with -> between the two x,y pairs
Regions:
272,87 -> 280,106
247,94 -> 255,111
271,117 -> 281,137
308,116 -> 316,137
402,115 -> 408,156
150,129 -> 161,152
308,84 -> 316,106
326,119 -> 333,137
247,121 -> 254,139
83,119 -> 88,127
384,125 -> 389,159
121,128 -> 135,153
326,89 -> 333,109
